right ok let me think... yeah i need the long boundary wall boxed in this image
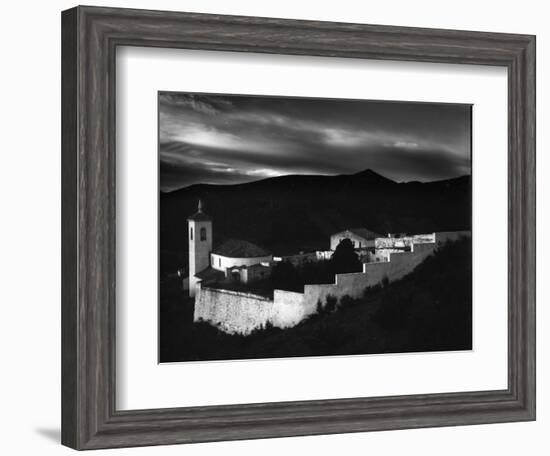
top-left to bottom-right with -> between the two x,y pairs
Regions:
194,231 -> 470,335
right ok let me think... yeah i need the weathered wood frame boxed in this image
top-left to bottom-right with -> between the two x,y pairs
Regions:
61,5 -> 536,450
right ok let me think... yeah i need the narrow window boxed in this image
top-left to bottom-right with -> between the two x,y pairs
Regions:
200,227 -> 207,241
190,227 -> 193,240
219,258 -> 221,267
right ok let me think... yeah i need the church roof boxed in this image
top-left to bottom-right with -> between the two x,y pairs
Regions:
212,239 -> 271,258
187,211 -> 212,222
195,267 -> 224,282
333,227 -> 380,240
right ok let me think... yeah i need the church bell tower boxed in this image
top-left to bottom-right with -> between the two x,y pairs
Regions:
188,199 -> 213,297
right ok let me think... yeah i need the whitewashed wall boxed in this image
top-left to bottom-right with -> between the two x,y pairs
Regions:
194,232 -> 470,334
194,283 -> 276,334
211,253 -> 273,273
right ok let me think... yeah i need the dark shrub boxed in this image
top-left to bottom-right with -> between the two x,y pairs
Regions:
330,238 -> 362,274
325,295 -> 338,313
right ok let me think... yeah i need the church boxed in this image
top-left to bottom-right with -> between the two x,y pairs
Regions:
187,200 -> 273,297
185,201 -> 470,334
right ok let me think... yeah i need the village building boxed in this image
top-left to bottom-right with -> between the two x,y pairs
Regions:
187,201 -> 272,296
211,239 -> 273,283
211,239 -> 272,273
375,232 -> 436,249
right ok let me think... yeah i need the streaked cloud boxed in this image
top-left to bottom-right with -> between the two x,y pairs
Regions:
159,92 -> 471,191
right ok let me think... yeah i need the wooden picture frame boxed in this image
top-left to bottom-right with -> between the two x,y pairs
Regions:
61,5 -> 535,450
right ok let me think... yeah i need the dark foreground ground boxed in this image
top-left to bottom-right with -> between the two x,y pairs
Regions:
159,238 -> 472,363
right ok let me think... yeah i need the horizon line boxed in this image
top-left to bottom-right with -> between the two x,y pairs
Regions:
160,169 -> 472,193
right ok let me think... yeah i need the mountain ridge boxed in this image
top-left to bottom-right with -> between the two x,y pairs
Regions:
162,168 -> 469,194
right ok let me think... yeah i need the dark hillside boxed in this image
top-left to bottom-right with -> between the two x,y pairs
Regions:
160,169 -> 471,274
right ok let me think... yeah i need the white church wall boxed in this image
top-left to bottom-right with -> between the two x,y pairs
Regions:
211,253 -> 273,274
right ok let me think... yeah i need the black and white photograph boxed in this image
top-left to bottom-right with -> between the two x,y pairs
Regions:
159,92 -> 473,363
1,0 -> 542,453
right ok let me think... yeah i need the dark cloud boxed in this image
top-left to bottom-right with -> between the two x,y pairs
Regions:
159,92 -> 471,192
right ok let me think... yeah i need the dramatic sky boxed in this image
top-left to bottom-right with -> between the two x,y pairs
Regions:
159,92 -> 471,192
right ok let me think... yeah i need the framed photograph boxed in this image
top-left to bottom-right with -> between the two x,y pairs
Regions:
158,92 -> 474,362
61,6 -> 535,450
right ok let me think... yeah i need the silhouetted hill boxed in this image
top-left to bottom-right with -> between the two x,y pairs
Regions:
160,169 -> 471,273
